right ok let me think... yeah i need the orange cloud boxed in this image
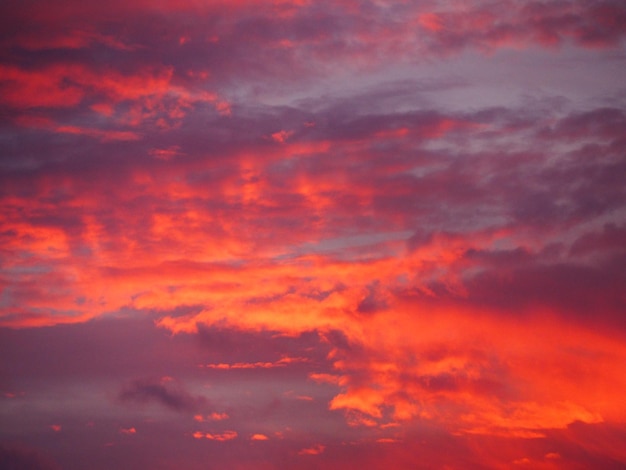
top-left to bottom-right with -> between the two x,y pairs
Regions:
298,444 -> 325,455
3,176 -> 624,437
202,356 -> 307,369
194,412 -> 229,422
193,431 -> 238,441
319,305 -> 626,437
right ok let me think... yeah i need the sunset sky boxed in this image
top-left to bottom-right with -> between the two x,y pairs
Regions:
1,0 -> 625,468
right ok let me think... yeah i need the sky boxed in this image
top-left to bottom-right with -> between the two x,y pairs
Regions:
1,0 -> 625,468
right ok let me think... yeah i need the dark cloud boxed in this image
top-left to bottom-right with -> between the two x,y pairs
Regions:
0,444 -> 61,470
197,325 -> 327,361
460,254 -> 626,325
118,377 -> 208,414
570,223 -> 626,256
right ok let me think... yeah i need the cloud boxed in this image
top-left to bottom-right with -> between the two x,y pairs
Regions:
201,357 -> 308,370
118,377 -> 208,414
0,444 -> 61,470
194,412 -> 229,422
1,0 -> 625,468
298,444 -> 325,455
192,431 -> 238,441
570,223 -> 626,256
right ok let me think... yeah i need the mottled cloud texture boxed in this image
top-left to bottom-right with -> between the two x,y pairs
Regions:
1,0 -> 625,468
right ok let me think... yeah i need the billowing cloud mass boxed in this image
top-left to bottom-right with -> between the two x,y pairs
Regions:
1,0 -> 625,468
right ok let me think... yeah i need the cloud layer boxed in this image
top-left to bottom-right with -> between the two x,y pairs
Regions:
1,0 -> 625,468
